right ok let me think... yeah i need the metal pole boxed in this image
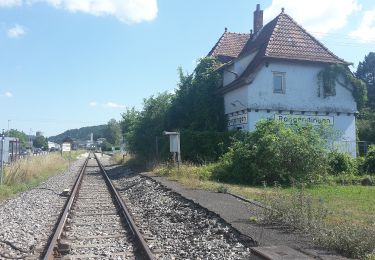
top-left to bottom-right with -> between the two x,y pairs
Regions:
177,133 -> 181,164
1,129 -> 5,185
155,136 -> 159,161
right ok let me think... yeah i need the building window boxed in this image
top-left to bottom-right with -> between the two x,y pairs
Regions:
273,72 -> 285,93
323,83 -> 336,97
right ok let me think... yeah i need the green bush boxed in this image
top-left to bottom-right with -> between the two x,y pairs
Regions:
101,141 -> 113,152
180,130 -> 233,163
364,145 -> 375,175
214,120 -> 329,185
328,151 -> 357,175
356,156 -> 366,175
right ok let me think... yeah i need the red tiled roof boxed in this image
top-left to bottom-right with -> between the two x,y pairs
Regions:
210,13 -> 348,65
263,13 -> 348,64
208,30 -> 250,63
213,11 -> 350,92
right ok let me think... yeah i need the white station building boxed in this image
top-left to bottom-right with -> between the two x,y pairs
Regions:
208,5 -> 357,156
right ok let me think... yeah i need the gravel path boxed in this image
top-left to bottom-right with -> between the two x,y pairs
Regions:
102,159 -> 254,260
0,155 -> 86,259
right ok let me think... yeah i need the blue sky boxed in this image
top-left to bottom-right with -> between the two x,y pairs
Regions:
0,0 -> 374,137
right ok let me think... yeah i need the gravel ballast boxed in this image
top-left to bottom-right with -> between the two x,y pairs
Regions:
0,156 -> 86,259
105,160 -> 254,260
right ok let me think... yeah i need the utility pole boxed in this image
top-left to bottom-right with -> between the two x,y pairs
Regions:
29,128 -> 33,150
1,129 -> 5,185
7,120 -> 11,133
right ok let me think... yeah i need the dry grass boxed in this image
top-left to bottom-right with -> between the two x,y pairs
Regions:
111,152 -> 128,164
152,163 -> 375,259
0,153 -> 70,200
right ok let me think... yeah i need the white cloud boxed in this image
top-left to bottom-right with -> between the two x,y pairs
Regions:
0,0 -> 21,7
7,24 -> 26,38
2,0 -> 158,24
104,102 -> 126,108
3,91 -> 13,97
89,101 -> 126,108
264,0 -> 361,38
349,8 -> 375,43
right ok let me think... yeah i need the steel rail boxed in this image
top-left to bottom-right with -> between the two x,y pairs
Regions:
42,153 -> 90,260
94,153 -> 155,260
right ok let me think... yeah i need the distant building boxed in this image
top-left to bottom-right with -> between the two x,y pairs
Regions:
208,5 -> 357,156
48,141 -> 61,150
96,138 -> 106,145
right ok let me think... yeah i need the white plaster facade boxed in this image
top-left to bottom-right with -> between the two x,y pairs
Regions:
224,59 -> 358,156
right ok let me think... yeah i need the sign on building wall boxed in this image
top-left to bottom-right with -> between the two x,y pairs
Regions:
274,114 -> 334,125
228,113 -> 248,127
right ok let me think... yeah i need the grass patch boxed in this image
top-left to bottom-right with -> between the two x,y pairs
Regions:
152,163 -> 375,259
0,152 -> 84,201
111,152 -> 128,164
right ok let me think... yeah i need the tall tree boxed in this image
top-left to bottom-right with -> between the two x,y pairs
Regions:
6,129 -> 29,148
33,135 -> 48,149
121,107 -> 140,151
105,119 -> 122,145
130,92 -> 173,158
356,52 -> 375,108
119,58 -> 226,160
169,57 -> 226,131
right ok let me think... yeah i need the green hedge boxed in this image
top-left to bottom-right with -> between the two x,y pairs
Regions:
179,130 -> 233,163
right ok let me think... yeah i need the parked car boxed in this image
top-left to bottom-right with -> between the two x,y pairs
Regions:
19,150 -> 29,156
33,148 -> 42,154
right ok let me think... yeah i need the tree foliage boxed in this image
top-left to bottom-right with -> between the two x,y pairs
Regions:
356,52 -> 375,108
355,53 -> 375,143
179,130 -> 233,163
168,57 -> 226,131
122,92 -> 173,158
364,144 -> 375,175
49,125 -> 106,143
105,119 -> 122,145
33,135 -> 48,149
6,129 -> 29,148
121,57 -> 226,160
214,120 -> 329,185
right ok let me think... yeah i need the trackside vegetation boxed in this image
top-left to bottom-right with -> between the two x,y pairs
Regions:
117,54 -> 375,259
0,151 -> 84,201
129,119 -> 375,258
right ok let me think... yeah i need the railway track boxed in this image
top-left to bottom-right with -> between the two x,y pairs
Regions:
42,153 -> 154,260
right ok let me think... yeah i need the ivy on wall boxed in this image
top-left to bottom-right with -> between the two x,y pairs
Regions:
318,64 -> 368,110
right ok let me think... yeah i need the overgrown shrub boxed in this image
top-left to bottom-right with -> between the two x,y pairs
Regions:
180,130 -> 233,163
262,186 -> 375,259
314,223 -> 375,259
328,151 -> 357,175
356,156 -> 366,175
364,145 -> 375,175
214,120 -> 328,185
101,141 -> 113,151
263,185 -> 329,231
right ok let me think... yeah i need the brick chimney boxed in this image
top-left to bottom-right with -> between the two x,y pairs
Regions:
253,4 -> 263,34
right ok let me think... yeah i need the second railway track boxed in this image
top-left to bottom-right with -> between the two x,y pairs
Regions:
43,153 -> 154,260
